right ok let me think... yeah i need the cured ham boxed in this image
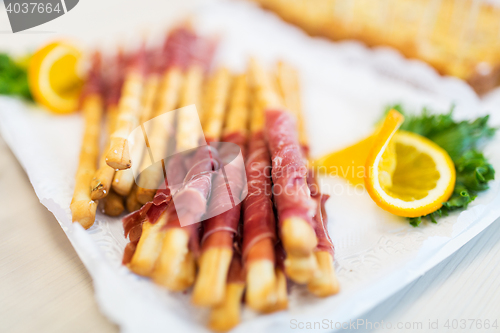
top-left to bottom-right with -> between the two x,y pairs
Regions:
192,73 -> 249,307
307,173 -> 334,256
116,56 -> 340,331
208,254 -> 246,332
276,61 -> 338,296
265,109 -> 317,225
249,59 -> 318,270
123,27 -> 211,275
147,35 -> 217,291
134,27 -> 195,204
240,77 -> 282,312
241,130 -> 276,261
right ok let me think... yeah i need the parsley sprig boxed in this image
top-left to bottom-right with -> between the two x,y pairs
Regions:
385,105 -> 497,226
0,53 -> 32,101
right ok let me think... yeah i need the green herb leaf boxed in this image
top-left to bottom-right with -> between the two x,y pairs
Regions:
384,104 -> 497,226
0,53 -> 33,101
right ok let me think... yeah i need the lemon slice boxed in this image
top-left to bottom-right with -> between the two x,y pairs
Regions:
28,41 -> 84,114
364,110 -> 456,217
314,134 -> 375,186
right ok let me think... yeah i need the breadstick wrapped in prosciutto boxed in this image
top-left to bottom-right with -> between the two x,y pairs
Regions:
208,254 -> 245,332
250,59 -> 318,284
152,59 -> 228,293
105,45 -> 146,170
306,176 -> 339,296
125,28 -> 201,276
241,81 -> 280,312
192,71 -> 247,307
138,32 -> 213,291
273,242 -> 289,311
70,53 -> 104,229
150,77 -> 212,292
125,162 -> 182,275
135,28 -> 196,204
90,51 -> 127,200
112,48 -> 165,197
276,61 -> 339,296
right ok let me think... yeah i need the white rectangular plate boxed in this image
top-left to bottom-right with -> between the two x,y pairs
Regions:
1,1 -> 500,332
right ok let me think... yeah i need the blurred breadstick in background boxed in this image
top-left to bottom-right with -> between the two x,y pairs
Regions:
150,30 -> 217,291
191,67 -> 236,307
102,189 -> 125,216
90,51 -> 126,201
105,45 -> 146,170
112,48 -> 164,197
128,27 -> 198,277
241,74 -> 281,312
70,53 -> 104,229
135,28 -> 190,204
151,57 -> 210,292
126,184 -> 142,213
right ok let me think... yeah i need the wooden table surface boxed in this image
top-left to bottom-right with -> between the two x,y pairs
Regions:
0,136 -> 119,333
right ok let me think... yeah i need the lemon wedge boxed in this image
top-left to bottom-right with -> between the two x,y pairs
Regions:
28,41 -> 84,114
314,134 -> 375,186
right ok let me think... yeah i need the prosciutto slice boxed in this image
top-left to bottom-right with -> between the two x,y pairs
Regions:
121,153 -> 187,264
227,253 -> 245,284
170,145 -> 220,225
121,27 -> 216,264
264,109 -> 316,226
241,131 -> 276,261
201,133 -> 247,249
306,172 -> 334,256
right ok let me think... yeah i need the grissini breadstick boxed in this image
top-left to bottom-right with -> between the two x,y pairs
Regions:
70,53 -> 104,229
134,67 -> 184,203
201,67 -> 231,142
105,46 -> 146,170
90,51 -> 126,200
269,243 -> 288,312
129,211 -> 169,276
91,105 -> 119,200
306,167 -> 339,296
152,60 -> 217,292
112,50 -> 163,196
149,64 -> 205,289
208,254 -> 245,332
174,64 -> 207,151
276,61 -> 339,296
274,267 -> 289,311
241,81 -> 279,312
125,166 -> 179,275
275,61 -> 307,151
102,189 -> 125,216
134,28 -> 195,204
126,184 -> 142,213
222,73 -> 250,139
191,68 -> 239,307
127,28 -> 198,276
250,59 -> 318,285
130,29 -> 215,284
274,61 -> 317,283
